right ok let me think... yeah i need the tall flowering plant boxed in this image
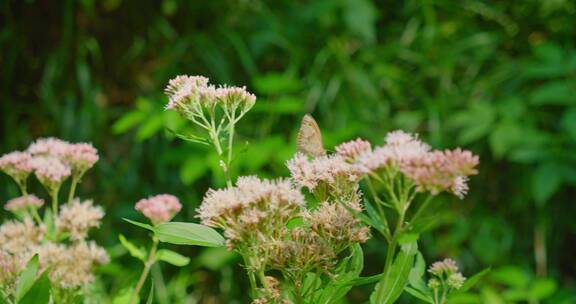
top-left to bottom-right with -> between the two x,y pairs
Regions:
163,74 -> 487,303
0,138 -> 108,303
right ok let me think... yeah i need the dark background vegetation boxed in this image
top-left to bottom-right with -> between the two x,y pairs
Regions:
1,0 -> 575,303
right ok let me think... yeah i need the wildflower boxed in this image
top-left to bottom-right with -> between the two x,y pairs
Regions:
0,151 -> 33,187
164,75 -> 256,115
27,137 -> 70,157
197,176 -> 304,249
31,156 -> 71,193
268,228 -> 336,275
57,199 -> 104,241
400,149 -> 479,198
0,218 -> 44,255
135,194 -> 182,225
164,75 -> 209,110
354,130 -> 430,173
5,195 -> 44,212
286,153 -> 363,191
304,201 -> 370,253
39,241 -> 109,289
0,250 -> 19,287
64,143 -> 99,177
335,138 -> 372,160
447,272 -> 466,289
427,278 -> 441,289
428,258 -> 459,276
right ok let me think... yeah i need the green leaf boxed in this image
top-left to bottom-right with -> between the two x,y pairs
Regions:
123,218 -> 154,231
112,287 -> 139,304
15,255 -> 40,301
180,155 -> 209,185
155,222 -> 224,247
529,278 -> 557,300
342,0 -> 377,43
405,286 -> 434,303
408,252 -> 429,294
314,244 -> 364,304
530,81 -> 574,105
18,272 -> 50,304
112,110 -> 146,134
457,267 -> 491,293
489,122 -> 523,158
155,249 -> 190,267
118,234 -> 147,262
146,282 -> 155,304
532,162 -> 563,206
371,241 -> 418,304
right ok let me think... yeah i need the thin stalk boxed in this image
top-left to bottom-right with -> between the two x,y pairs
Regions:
411,195 -> 433,224
30,207 -> 43,224
242,255 -> 258,299
67,175 -> 80,203
130,238 -> 159,304
50,187 -> 59,224
225,113 -> 236,188
374,208 -> 406,303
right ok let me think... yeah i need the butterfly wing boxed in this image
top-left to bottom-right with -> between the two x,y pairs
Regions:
297,114 -> 326,157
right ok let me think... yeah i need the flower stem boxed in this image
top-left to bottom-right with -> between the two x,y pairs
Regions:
67,175 -> 80,203
130,237 -> 159,304
51,187 -> 59,224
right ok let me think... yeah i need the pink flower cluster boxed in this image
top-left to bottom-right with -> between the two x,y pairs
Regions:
135,194 -> 182,225
4,195 -> 44,212
400,149 -> 479,198
28,137 -> 99,176
164,75 -> 256,112
286,153 -> 363,190
0,152 -> 33,183
335,138 -> 372,160
334,130 -> 479,198
30,156 -> 72,189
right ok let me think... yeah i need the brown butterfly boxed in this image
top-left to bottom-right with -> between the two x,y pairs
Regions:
297,114 -> 326,157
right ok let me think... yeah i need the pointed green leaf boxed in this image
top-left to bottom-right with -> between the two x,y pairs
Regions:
118,234 -> 147,262
15,255 -> 40,301
156,249 -> 190,267
371,242 -> 418,304
155,222 -> 224,247
123,218 -> 154,231
18,272 -> 50,304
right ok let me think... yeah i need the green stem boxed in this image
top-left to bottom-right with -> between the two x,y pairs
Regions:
67,175 -> 80,203
225,114 -> 236,187
374,207 -> 407,303
411,195 -> 433,224
51,187 -> 60,224
130,238 -> 159,304
31,207 -> 43,224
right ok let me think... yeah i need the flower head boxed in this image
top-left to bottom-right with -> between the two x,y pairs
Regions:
197,176 -> 304,249
0,151 -> 33,185
63,143 -> 99,176
39,241 -> 109,289
286,153 -> 363,191
57,199 -> 104,241
27,137 -> 70,157
31,156 -> 71,192
135,194 -> 182,225
5,195 -> 44,213
428,258 -> 459,276
400,149 -> 479,198
0,218 -> 44,255
164,75 -> 210,110
335,138 -> 372,160
447,272 -> 466,289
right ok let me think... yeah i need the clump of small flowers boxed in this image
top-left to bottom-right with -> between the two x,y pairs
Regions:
197,174 -> 370,302
0,138 -> 107,302
165,74 -> 481,303
164,75 -> 256,186
135,194 -> 182,226
427,258 -> 467,303
126,194 -> 183,304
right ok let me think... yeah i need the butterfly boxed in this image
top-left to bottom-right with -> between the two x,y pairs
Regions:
297,114 -> 326,157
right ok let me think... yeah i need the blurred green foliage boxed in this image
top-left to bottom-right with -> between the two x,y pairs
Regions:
1,0 -> 576,302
